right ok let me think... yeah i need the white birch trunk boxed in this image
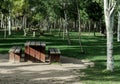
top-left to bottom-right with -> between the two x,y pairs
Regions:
23,15 -> 27,36
8,16 -> 11,36
63,3 -> 71,45
106,16 -> 114,71
117,12 -> 120,42
4,16 -> 7,38
104,0 -> 116,71
63,19 -> 65,40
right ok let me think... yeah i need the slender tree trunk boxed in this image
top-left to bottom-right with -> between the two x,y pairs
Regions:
99,20 -> 102,34
63,18 -> 65,40
88,20 -> 91,35
104,0 -> 116,71
65,27 -> 71,45
64,11 -> 71,45
59,18 -> 62,37
1,14 -> 4,28
4,16 -> 7,38
77,3 -> 84,53
23,15 -> 27,36
94,21 -> 96,36
83,20 -> 86,32
75,19 -> 77,31
8,16 -> 11,36
11,18 -> 14,27
117,12 -> 120,42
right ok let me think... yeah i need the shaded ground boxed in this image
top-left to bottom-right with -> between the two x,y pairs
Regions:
0,54 -> 94,84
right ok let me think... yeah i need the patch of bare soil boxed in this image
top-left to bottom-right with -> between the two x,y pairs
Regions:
0,54 -> 94,84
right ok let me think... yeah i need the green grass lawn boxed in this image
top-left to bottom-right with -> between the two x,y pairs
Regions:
0,30 -> 120,84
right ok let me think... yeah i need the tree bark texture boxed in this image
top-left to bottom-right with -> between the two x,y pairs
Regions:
104,0 -> 116,71
63,3 -> 71,45
23,15 -> 27,36
8,16 -> 11,36
117,12 -> 120,42
77,3 -> 84,53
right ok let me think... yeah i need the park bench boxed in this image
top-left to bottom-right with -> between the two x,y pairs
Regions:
48,48 -> 61,64
9,46 -> 22,63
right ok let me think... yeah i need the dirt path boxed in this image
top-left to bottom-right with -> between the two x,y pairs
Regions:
0,54 -> 94,84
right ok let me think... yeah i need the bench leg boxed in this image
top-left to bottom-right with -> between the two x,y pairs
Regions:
15,53 -> 21,63
9,52 -> 15,62
49,54 -> 60,64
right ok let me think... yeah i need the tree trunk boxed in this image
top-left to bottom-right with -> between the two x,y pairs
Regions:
88,20 -> 91,35
59,18 -> 62,37
4,16 -> 7,38
99,20 -> 102,34
8,16 -> 11,36
106,16 -> 114,71
78,6 -> 84,53
63,3 -> 71,45
1,14 -> 4,28
63,18 -> 65,40
117,12 -> 120,42
104,0 -> 116,71
23,15 -> 27,36
83,20 -> 86,32
74,19 -> 77,31
94,21 -> 96,36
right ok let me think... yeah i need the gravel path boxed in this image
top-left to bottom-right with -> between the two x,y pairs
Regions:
0,54 -> 94,84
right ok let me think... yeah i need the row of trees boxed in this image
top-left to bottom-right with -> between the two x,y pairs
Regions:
0,0 -> 104,36
0,0 -> 120,72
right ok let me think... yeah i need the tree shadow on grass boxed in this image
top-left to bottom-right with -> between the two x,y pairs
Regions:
80,61 -> 120,83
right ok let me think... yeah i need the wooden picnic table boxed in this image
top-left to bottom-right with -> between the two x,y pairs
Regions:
24,41 -> 46,62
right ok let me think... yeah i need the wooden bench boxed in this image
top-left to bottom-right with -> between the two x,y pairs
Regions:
9,46 -> 22,63
48,48 -> 61,63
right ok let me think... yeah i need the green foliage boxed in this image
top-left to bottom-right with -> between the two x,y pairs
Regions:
67,1 -> 78,21
0,0 -> 105,28
85,1 -> 103,21
0,0 -> 12,15
12,0 -> 25,16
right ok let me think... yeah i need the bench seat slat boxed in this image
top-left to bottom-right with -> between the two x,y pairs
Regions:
30,41 -> 36,46
54,48 -> 61,54
15,47 -> 22,53
25,41 -> 30,46
36,41 -> 41,46
49,48 -> 55,54
9,46 -> 17,52
49,48 -> 61,54
40,42 -> 46,47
